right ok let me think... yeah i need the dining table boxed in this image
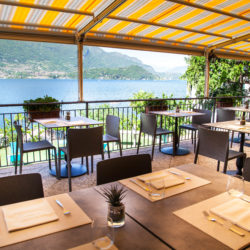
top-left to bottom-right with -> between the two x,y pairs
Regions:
3,164 -> 249,250
204,120 -> 250,175
150,110 -> 205,156
34,117 -> 103,178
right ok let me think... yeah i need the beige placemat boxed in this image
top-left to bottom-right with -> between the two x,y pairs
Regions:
174,192 -> 250,250
2,199 -> 59,232
0,193 -> 92,248
69,237 -> 118,250
120,168 -> 211,202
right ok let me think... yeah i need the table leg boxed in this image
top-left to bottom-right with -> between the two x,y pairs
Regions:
161,117 -> 190,156
236,132 -> 245,175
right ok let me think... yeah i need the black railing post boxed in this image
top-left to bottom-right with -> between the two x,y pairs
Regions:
212,98 -> 216,122
86,102 -> 89,118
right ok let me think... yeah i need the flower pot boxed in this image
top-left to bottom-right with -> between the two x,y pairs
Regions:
216,98 -> 234,108
107,204 -> 125,228
28,109 -> 60,122
145,105 -> 168,114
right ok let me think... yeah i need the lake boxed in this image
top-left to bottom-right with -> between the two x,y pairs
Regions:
0,79 -> 187,113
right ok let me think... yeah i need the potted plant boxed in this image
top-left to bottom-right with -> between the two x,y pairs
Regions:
102,185 -> 126,228
23,95 -> 60,122
145,98 -> 168,113
212,82 -> 247,108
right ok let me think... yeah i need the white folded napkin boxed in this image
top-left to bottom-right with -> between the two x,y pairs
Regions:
2,199 -> 59,232
138,172 -> 185,190
210,198 -> 250,232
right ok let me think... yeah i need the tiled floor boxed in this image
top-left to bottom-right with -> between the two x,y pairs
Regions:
0,139 -> 247,196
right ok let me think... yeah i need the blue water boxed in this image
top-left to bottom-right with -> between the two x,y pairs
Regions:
0,79 -> 187,113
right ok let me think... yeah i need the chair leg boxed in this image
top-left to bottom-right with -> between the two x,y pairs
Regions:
230,131 -> 234,148
81,157 -> 84,165
159,135 -> 162,151
86,156 -> 89,174
194,148 -> 198,164
151,136 -> 156,161
67,159 -> 72,192
137,131 -> 141,154
54,147 -> 59,179
194,131 -> 197,153
15,142 -> 18,175
91,156 -> 94,173
223,160 -> 228,174
118,140 -> 122,157
217,161 -> 220,172
48,149 -> 51,170
191,130 -> 193,144
58,150 -> 61,179
107,143 -> 110,158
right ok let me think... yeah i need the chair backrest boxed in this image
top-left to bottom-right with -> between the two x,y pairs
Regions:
96,154 -> 152,185
243,158 -> 250,182
192,109 -> 212,125
14,122 -> 23,149
216,109 -> 235,122
140,113 -> 157,136
0,173 -> 44,206
196,127 -> 229,162
106,115 -> 120,138
67,126 -> 103,159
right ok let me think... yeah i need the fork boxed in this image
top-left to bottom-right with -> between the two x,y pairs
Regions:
203,210 -> 245,237
55,199 -> 71,215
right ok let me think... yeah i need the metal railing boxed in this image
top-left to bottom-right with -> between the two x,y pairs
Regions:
0,96 -> 247,167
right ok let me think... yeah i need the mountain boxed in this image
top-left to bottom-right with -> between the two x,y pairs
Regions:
0,40 -> 158,80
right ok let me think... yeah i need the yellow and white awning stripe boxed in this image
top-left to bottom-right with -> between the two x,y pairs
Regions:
0,0 -> 248,59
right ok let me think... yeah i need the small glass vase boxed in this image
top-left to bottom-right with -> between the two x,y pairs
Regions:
107,204 -> 125,228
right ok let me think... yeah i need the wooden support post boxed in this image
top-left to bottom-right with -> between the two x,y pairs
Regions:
77,40 -> 83,101
204,50 -> 210,97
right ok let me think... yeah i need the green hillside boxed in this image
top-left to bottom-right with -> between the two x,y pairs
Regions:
0,40 -> 158,80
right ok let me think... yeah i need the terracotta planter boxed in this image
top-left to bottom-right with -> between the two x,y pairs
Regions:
145,105 -> 168,113
216,98 -> 234,108
28,109 -> 60,122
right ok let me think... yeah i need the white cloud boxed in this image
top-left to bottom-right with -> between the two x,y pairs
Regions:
101,47 -> 188,72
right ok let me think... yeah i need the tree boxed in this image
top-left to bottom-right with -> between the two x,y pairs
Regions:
181,56 -> 250,97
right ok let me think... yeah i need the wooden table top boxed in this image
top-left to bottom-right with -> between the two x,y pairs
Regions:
221,106 -> 250,113
34,117 -> 103,128
150,110 -> 205,118
204,120 -> 250,133
116,164 -> 250,250
3,188 -> 170,250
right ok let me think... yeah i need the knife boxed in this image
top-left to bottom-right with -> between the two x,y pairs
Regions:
168,170 -> 191,180
130,179 -> 150,192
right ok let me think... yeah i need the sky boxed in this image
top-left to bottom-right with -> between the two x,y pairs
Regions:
102,47 -> 188,72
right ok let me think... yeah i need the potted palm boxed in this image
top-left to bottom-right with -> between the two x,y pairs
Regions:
102,185 -> 126,228
23,95 -> 60,122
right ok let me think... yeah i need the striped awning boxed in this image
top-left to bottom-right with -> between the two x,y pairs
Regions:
0,0 -> 249,60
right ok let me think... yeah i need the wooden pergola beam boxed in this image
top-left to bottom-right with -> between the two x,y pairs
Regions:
77,40 -> 83,101
78,0 -> 126,36
209,34 -> 250,51
167,0 -> 250,22
0,0 -> 93,16
108,16 -> 231,39
0,21 -> 76,31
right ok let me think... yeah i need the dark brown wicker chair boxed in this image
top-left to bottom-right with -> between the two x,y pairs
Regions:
179,109 -> 212,152
59,126 -> 104,191
97,154 -> 152,185
137,113 -> 173,160
103,115 -> 122,158
194,127 -> 246,173
0,173 -> 44,206
14,122 -> 58,177
243,158 -> 250,182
